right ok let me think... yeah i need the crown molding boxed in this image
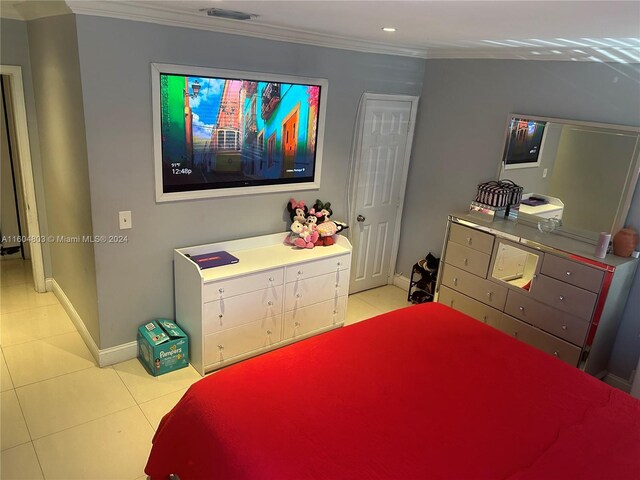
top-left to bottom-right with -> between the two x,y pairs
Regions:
424,47 -> 640,63
65,0 -> 428,58
38,1 -> 639,64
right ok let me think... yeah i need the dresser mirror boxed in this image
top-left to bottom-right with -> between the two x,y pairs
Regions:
490,241 -> 540,291
497,114 -> 640,243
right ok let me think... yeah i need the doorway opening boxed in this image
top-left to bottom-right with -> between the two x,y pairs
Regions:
0,66 -> 45,292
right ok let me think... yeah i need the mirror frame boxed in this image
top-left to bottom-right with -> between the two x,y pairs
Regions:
498,113 -> 640,243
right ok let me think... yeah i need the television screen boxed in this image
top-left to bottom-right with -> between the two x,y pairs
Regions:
503,117 -> 547,168
152,64 -> 327,201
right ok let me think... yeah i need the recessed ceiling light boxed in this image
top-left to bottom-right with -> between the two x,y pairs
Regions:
382,27 -> 397,33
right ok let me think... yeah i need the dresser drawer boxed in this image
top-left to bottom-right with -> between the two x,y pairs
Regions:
283,296 -> 347,339
285,254 -> 350,283
499,314 -> 582,366
438,286 -> 501,328
541,254 -> 604,293
285,270 -> 349,311
449,223 -> 495,254
204,268 -> 283,302
504,291 -> 589,346
445,241 -> 491,278
533,275 -> 597,321
204,315 -> 282,366
441,264 -> 507,310
204,286 -> 283,335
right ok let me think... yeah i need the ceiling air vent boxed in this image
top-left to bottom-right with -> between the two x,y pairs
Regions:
201,8 -> 258,21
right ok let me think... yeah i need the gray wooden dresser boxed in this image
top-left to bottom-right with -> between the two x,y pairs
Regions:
435,213 -> 638,376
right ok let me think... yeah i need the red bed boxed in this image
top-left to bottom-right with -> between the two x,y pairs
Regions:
146,302 -> 640,480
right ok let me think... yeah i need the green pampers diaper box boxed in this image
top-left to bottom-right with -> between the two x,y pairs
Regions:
137,319 -> 189,376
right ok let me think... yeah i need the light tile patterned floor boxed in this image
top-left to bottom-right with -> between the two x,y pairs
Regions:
0,258 -> 410,479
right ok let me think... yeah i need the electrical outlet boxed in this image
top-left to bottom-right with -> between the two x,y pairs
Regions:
119,211 -> 132,230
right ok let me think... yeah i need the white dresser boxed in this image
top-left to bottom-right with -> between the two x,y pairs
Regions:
436,214 -> 637,376
174,233 -> 352,375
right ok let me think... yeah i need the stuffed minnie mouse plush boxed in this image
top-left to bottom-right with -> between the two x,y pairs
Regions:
311,199 -> 349,246
287,198 -> 307,224
313,199 -> 333,224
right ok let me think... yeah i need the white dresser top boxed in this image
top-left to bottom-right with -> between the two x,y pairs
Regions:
175,232 -> 352,282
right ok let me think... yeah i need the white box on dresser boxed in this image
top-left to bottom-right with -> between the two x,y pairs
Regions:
174,232 -> 352,375
436,214 -> 638,377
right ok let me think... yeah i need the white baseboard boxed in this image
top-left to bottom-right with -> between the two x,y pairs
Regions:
46,278 -> 137,367
603,372 -> 632,393
393,274 -> 410,292
99,341 -> 138,367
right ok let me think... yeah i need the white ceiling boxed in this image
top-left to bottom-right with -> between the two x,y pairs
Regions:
2,0 -> 640,62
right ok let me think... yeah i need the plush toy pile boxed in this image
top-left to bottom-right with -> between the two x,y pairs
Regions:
285,198 -> 348,249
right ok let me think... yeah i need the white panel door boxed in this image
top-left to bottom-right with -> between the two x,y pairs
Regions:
350,97 -> 416,293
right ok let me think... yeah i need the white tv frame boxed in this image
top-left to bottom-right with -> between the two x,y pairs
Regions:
151,63 -> 327,202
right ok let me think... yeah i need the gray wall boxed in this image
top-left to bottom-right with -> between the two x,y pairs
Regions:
73,15 -> 425,349
400,59 -> 640,380
610,185 -> 640,380
27,15 -> 99,344
0,18 -> 50,275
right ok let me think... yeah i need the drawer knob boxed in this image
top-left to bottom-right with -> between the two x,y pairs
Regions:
519,306 -> 525,312
553,351 -> 559,357
296,293 -> 302,298
267,301 -> 273,306
267,330 -> 272,335
561,324 -> 568,330
466,237 -> 472,245
335,283 -> 339,288
487,292 -> 494,300
449,300 -> 454,307
512,332 -> 518,337
559,295 -> 565,301
217,344 -> 224,351
453,277 -> 458,286
463,258 -> 469,266
333,310 -> 338,314
298,270 -> 303,276
482,315 -> 487,323
218,288 -> 224,294
337,262 -> 341,267
218,314 -> 223,319
269,277 -> 274,282
566,271 -> 572,276
294,321 -> 300,327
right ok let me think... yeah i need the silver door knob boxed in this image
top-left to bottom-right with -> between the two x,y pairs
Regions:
357,214 -> 365,222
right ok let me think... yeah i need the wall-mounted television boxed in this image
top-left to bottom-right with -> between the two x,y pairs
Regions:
503,117 -> 547,169
151,63 -> 327,202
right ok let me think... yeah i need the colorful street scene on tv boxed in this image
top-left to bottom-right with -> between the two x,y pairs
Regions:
160,73 -> 321,192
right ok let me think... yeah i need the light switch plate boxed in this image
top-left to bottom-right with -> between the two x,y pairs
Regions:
119,211 -> 132,230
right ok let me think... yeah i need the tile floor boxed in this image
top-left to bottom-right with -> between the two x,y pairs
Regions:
0,258 -> 411,479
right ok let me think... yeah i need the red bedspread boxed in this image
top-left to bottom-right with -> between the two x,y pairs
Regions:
146,302 -> 640,480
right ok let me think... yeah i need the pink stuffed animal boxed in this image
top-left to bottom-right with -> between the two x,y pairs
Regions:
285,220 -> 318,249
